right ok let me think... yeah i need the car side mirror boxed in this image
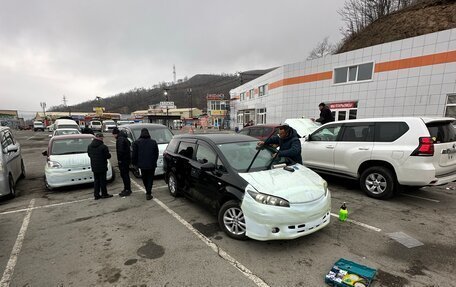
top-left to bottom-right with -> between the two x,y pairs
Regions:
201,162 -> 216,172
305,135 -> 311,141
6,145 -> 18,153
42,150 -> 48,156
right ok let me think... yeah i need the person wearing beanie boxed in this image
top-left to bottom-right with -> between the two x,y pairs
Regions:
132,128 -> 159,200
87,133 -> 113,200
113,127 -> 132,196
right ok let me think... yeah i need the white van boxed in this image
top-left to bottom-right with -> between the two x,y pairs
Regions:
33,121 -> 45,132
102,120 -> 116,132
54,119 -> 79,130
89,121 -> 102,132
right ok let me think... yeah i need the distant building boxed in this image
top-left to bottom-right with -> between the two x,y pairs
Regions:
132,107 -> 202,126
0,110 -> 21,129
206,94 -> 229,128
230,28 -> 456,129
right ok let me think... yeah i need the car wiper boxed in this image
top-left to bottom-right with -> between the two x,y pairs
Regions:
246,131 -> 278,173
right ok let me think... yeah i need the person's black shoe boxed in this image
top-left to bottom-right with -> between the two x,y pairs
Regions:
101,194 -> 113,199
119,190 -> 131,197
94,196 -> 101,200
146,194 -> 153,200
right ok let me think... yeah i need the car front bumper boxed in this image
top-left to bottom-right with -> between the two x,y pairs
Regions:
241,191 -> 331,241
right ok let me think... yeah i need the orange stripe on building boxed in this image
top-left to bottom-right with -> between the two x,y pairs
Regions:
375,50 -> 456,73
269,71 -> 333,90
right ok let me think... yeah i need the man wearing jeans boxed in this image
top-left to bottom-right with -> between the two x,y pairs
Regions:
87,133 -> 113,200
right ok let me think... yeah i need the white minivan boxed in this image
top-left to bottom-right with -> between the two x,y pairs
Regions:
89,121 -> 102,132
300,117 -> 456,199
54,119 -> 79,131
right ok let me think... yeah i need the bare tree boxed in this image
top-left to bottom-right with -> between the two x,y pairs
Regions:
307,37 -> 336,60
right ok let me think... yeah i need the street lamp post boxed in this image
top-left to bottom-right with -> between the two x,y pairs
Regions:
40,102 -> 46,124
163,88 -> 170,128
187,88 -> 193,119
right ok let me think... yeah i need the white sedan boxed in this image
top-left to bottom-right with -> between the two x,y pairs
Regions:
42,134 -> 113,190
49,128 -> 81,138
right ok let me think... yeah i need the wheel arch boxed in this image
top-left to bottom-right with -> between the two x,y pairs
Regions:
358,160 -> 398,180
216,186 -> 244,212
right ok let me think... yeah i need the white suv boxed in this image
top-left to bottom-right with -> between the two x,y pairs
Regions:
300,117 -> 456,199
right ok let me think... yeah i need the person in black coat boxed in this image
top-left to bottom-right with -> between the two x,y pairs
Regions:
258,125 -> 303,165
87,133 -> 113,200
132,128 -> 159,200
315,102 -> 335,125
113,128 -> 132,196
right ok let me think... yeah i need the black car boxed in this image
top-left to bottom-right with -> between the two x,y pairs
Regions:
119,123 -> 173,177
163,134 -> 331,241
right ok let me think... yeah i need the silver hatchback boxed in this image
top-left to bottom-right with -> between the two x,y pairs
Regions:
0,127 -> 25,198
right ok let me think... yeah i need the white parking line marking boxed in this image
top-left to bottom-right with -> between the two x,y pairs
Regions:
0,199 -> 35,287
0,198 -> 91,216
401,193 -> 440,203
26,136 -> 35,141
330,213 -> 382,232
131,180 -> 270,287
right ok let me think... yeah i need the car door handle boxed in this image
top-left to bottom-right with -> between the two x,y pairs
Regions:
325,145 -> 334,149
358,147 -> 370,150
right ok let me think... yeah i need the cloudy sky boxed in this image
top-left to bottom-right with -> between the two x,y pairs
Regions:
0,0 -> 344,117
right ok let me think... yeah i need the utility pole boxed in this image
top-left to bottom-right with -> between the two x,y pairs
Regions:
63,95 -> 67,106
163,88 -> 170,128
173,65 -> 176,83
40,102 -> 46,120
187,88 -> 193,119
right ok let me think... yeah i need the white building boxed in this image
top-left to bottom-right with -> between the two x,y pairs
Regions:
230,28 -> 456,129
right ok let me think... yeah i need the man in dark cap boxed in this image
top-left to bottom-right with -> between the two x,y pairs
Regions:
257,124 -> 302,164
113,127 -> 132,197
314,102 -> 335,124
87,133 -> 113,200
132,128 -> 159,200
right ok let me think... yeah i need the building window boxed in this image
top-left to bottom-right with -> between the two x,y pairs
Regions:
249,89 -> 254,100
259,85 -> 267,96
240,92 -> 245,101
334,62 -> 374,84
256,108 -> 266,124
237,112 -> 244,125
445,94 -> 456,118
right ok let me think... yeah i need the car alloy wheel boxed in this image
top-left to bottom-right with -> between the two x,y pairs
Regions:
218,200 -> 247,240
168,173 -> 178,197
9,175 -> 16,198
360,166 -> 395,199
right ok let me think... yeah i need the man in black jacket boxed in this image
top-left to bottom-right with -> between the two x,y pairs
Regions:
257,125 -> 302,164
315,102 -> 335,124
87,133 -> 113,200
113,128 -> 132,197
132,128 -> 159,200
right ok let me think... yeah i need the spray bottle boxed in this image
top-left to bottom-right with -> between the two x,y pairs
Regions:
339,202 -> 348,221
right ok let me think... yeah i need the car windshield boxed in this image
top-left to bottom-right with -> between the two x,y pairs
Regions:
104,121 -> 115,125
218,141 -> 286,172
55,129 -> 80,136
92,121 -> 101,125
51,138 -> 93,155
132,128 -> 173,144
58,124 -> 79,129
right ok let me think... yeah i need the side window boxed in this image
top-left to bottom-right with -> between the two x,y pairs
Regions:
239,128 -> 250,135
1,133 -> 8,150
177,142 -> 196,160
166,138 -> 179,153
2,131 -> 14,148
249,128 -> 263,137
310,125 -> 342,142
196,143 -> 217,164
123,129 -> 134,144
341,125 -> 374,142
263,127 -> 273,137
375,122 -> 409,142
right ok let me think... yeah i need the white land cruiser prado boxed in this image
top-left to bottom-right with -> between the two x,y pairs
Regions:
300,117 -> 456,199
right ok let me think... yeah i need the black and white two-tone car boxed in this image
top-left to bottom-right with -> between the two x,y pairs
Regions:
163,134 -> 331,241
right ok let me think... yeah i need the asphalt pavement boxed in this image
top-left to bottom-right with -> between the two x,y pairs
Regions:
0,130 -> 455,287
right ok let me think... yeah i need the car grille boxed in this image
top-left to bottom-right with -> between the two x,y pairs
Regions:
287,212 -> 330,233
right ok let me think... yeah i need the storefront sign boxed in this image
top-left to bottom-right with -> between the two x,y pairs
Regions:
160,101 -> 176,109
329,101 -> 358,109
207,94 -> 224,100
210,110 -> 227,116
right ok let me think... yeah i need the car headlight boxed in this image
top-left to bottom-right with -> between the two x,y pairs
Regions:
47,161 -> 62,168
247,186 -> 290,208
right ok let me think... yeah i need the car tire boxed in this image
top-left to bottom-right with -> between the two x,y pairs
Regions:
132,167 -> 142,178
20,160 -> 26,179
360,166 -> 395,199
8,174 -> 16,198
167,172 -> 179,197
218,200 -> 247,240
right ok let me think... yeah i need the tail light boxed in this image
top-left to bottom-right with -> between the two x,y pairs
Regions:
411,137 -> 434,156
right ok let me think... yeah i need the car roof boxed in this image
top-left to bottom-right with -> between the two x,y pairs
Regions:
174,133 -> 257,144
324,117 -> 455,125
50,134 -> 94,141
243,124 -> 280,128
121,123 -> 168,130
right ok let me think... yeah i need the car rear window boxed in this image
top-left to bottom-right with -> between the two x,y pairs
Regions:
51,138 -> 92,155
177,142 -> 196,159
374,122 -> 409,142
426,122 -> 456,143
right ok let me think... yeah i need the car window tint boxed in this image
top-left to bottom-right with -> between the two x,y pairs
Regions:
239,129 -> 250,135
310,125 -> 341,141
2,131 -> 14,148
1,132 -> 8,150
166,138 -> 179,153
132,128 -> 173,144
177,142 -> 196,160
196,143 -> 217,164
341,125 -> 373,142
51,138 -> 93,155
426,122 -> 456,143
249,128 -> 263,137
263,127 -> 273,136
375,122 -> 409,142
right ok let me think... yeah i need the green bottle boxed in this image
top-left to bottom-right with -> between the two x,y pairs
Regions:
339,202 -> 348,221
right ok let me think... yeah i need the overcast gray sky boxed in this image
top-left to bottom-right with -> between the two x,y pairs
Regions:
0,0 -> 344,117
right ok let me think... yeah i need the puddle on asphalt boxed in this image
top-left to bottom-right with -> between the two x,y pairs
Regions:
137,239 -> 165,259
124,259 -> 138,265
192,222 -> 220,237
